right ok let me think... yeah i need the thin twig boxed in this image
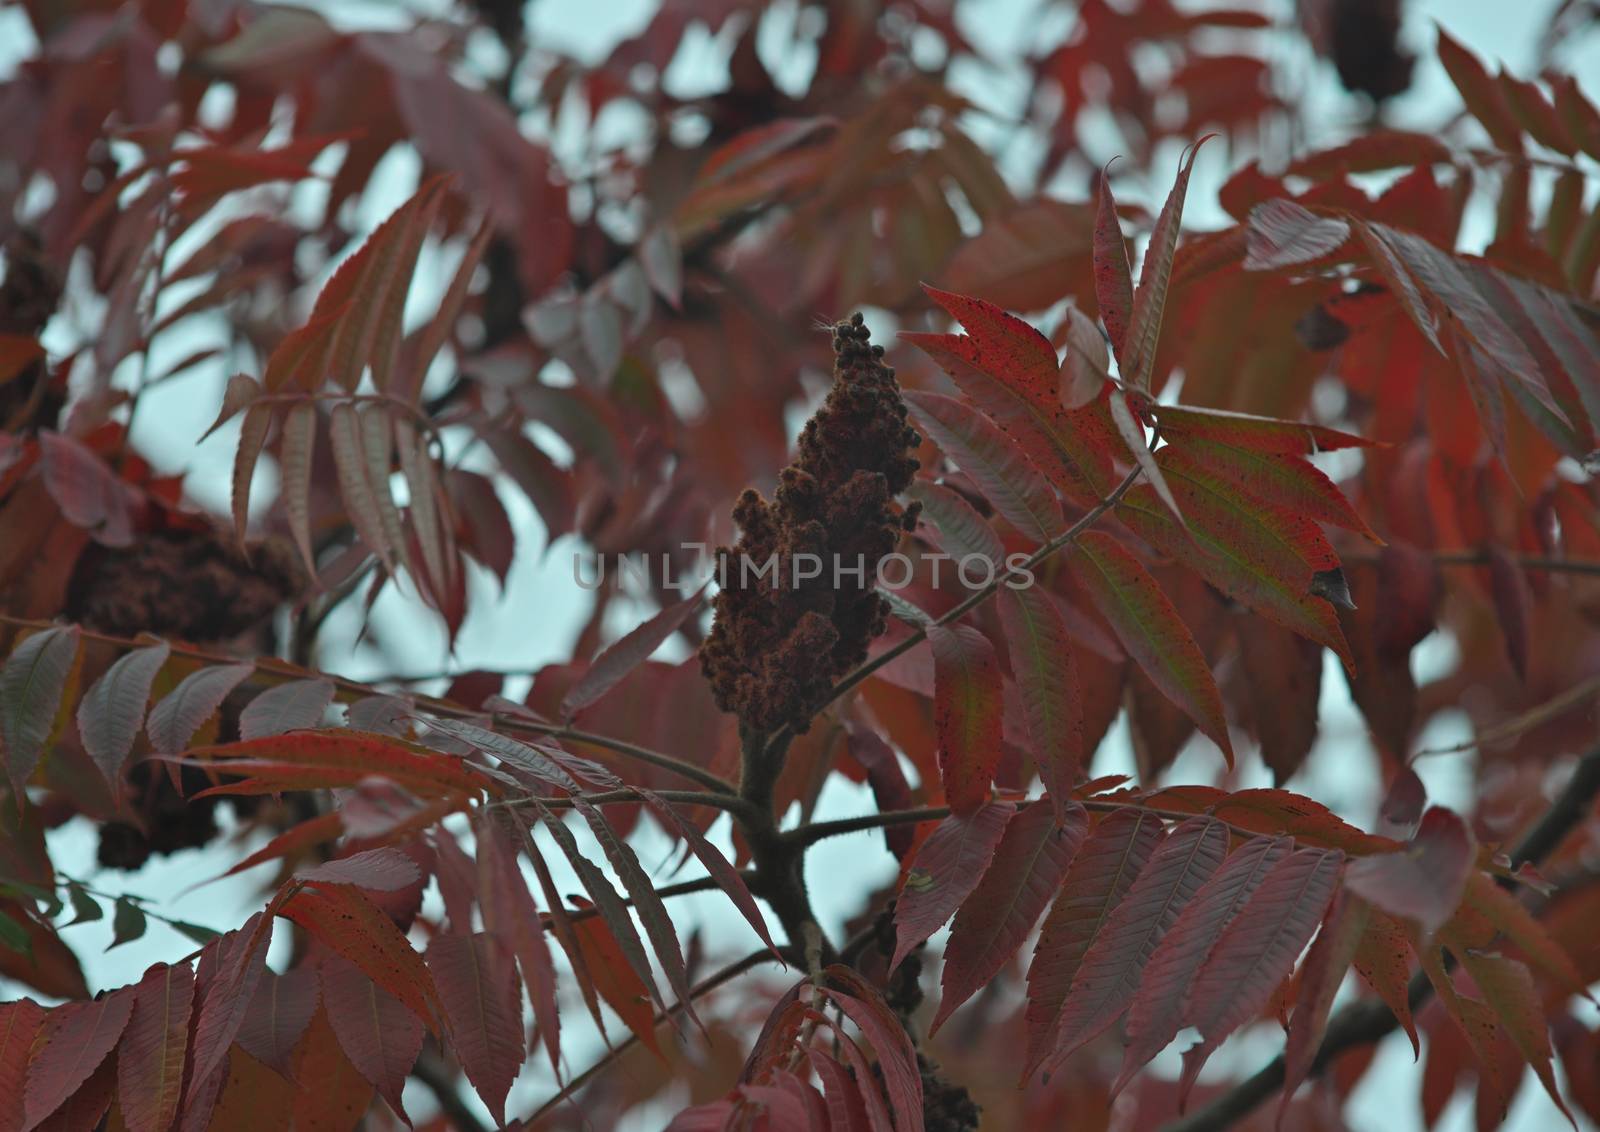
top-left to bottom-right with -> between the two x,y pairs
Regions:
1160,742 -> 1600,1132
1342,547 -> 1600,578
519,948 -> 789,1124
1411,672 -> 1600,758
784,796 -> 1298,851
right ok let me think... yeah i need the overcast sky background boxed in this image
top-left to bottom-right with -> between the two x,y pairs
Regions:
3,0 -> 1599,1128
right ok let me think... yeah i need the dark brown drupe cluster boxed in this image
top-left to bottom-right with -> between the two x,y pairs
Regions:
700,314 -> 920,735
65,530 -> 303,641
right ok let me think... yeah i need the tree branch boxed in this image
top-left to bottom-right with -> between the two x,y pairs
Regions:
1160,742 -> 1600,1132
519,947 -> 790,1125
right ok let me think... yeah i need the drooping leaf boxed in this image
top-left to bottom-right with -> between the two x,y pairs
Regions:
1278,892 -> 1369,1125
1058,299 -> 1110,409
825,967 -> 925,1132
20,989 -> 134,1131
1351,908 -> 1420,1055
475,816 -> 561,1074
236,965 -> 319,1077
1176,847 -> 1344,1103
927,623 -> 1004,814
996,585 -> 1084,813
277,884 -> 440,1031
329,401 -> 393,571
321,954 -> 425,1123
37,432 -> 133,547
535,805 -> 664,1014
1109,388 -> 1181,520
110,897 -> 147,948
903,389 -> 1058,543
570,902 -> 662,1057
426,932 -> 523,1123
231,402 -> 273,544
561,590 -> 705,720
933,801 -> 1088,1031
278,401 -> 318,576
1458,950 -> 1575,1126
145,663 -> 254,755
238,678 -> 336,740
117,962 -> 195,1132
2,625 -> 82,794
77,641 -> 170,787
891,801 -> 1015,971
1116,834 -> 1294,1092
287,1007 -> 376,1132
1070,531 -> 1233,764
573,798 -> 701,1034
1046,817 -> 1229,1066
1024,809 -> 1164,1075
184,912 -> 273,1113
1344,806 -> 1473,936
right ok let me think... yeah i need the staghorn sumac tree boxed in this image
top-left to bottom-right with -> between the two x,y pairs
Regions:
1,0 -> 1600,1129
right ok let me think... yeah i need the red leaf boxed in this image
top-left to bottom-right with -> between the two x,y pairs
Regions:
1165,437 -> 1383,544
1070,531 -> 1233,765
20,988 -> 134,1131
903,390 -> 1058,544
1436,28 -> 1525,152
825,967 -> 924,1132
144,663 -> 254,755
235,965 -> 318,1077
1046,817 -> 1229,1067
571,904 -> 662,1057
933,802 -> 1088,1031
1458,951 -> 1575,1126
296,846 -> 422,891
1244,199 -> 1351,270
846,725 -> 916,861
639,792 -> 780,957
191,730 -> 484,797
996,586 -> 1084,812
1351,909 -> 1420,1055
1344,806 -> 1474,935
183,912 -> 273,1112
2,625 -> 82,794
231,403 -> 273,545
891,801 -> 1015,971
321,954 -> 425,1122
37,432 -> 133,547
561,589 -> 705,720
900,329 -> 1116,505
1024,809 -> 1164,1074
117,962 -> 195,1132
1093,168 -> 1134,360
329,402 -> 394,571
572,799 -> 701,1033
77,641 -> 170,787
928,623 -> 1004,814
1279,892 -> 1368,1125
0,335 -> 44,385
239,678 -> 335,740
1485,546 -> 1532,681
1150,404 -> 1375,455
1121,137 -> 1212,391
808,1050 -> 874,1132
1176,848 -> 1344,1104
476,817 -> 560,1074
1117,834 -> 1294,1092
0,999 -> 45,1132
1058,300 -> 1109,409
277,884 -> 441,1031
287,1007 -> 375,1131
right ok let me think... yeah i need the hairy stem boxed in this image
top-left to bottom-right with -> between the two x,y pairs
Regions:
1161,742 -> 1600,1132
